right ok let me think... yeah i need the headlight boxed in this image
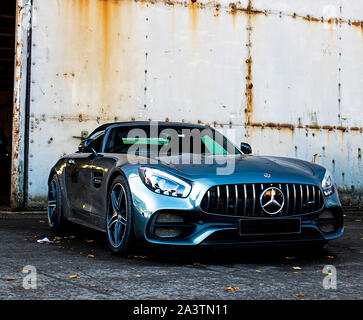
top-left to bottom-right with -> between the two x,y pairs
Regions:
139,167 -> 191,198
322,169 -> 335,196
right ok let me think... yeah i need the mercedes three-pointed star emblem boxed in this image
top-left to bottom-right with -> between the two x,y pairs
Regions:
260,187 -> 285,215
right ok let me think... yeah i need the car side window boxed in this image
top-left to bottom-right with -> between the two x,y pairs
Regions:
86,130 -> 105,152
104,128 -> 124,153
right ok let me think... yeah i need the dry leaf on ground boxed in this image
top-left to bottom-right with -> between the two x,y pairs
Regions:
225,286 -> 240,291
6,277 -> 15,281
69,275 -> 80,279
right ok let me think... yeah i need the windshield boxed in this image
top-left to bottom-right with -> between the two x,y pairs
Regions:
104,125 -> 241,155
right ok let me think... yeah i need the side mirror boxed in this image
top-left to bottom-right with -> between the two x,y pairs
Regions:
83,146 -> 98,157
240,142 -> 252,155
78,139 -> 92,152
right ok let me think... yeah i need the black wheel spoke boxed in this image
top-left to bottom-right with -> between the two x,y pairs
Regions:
111,190 -> 120,212
107,214 -> 118,229
114,221 -> 122,246
47,179 -> 58,226
107,182 -> 128,249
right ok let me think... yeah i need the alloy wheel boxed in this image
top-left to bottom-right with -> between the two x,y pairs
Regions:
107,182 -> 128,248
47,179 -> 57,227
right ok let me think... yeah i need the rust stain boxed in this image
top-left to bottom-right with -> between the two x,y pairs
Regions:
351,20 -> 363,31
336,126 -> 347,132
302,14 -> 321,23
227,1 -> 263,16
189,0 -> 199,36
306,124 -> 320,130
246,123 -> 361,133
244,56 -> 253,125
322,125 -> 335,131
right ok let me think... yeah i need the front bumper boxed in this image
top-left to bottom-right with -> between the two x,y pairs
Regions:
126,170 -> 344,247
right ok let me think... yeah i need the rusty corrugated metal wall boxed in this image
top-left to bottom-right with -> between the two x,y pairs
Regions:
12,0 -> 363,207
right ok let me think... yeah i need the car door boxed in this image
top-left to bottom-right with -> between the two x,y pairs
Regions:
64,153 -> 94,216
64,130 -> 105,219
89,127 -> 119,218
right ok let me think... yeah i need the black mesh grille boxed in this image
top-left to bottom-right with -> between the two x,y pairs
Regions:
200,183 -> 324,217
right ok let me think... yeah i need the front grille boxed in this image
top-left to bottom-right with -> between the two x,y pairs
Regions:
200,183 -> 324,217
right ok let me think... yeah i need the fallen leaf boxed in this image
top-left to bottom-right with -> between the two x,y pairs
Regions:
183,263 -> 199,268
347,274 -> 354,278
6,277 -> 16,281
20,269 -> 30,273
159,270 -> 169,274
225,286 -> 240,291
292,267 -> 302,270
255,270 -> 263,273
315,270 -> 323,273
128,255 -> 148,259
293,294 -> 305,297
85,239 -> 94,243
87,254 -> 95,259
69,275 -> 80,279
135,275 -> 142,278
123,278 -> 129,281
90,284 -> 97,288
325,256 -> 334,259
12,286 -> 24,291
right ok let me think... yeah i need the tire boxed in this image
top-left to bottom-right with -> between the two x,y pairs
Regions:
47,174 -> 65,232
106,175 -> 134,255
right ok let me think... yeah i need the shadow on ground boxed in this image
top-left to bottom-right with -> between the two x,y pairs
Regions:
44,218 -> 333,267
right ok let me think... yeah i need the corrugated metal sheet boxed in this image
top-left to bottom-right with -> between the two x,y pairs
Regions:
17,0 -> 362,206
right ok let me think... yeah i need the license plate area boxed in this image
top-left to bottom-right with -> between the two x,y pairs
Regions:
239,218 -> 301,236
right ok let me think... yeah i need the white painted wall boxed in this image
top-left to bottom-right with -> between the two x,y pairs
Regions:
25,0 -> 363,206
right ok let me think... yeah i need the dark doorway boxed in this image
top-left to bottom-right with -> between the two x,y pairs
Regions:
0,1 -> 15,207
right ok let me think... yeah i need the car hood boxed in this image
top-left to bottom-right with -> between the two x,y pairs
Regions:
141,154 -> 326,185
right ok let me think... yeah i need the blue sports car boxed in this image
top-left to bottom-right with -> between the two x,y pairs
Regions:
47,122 -> 343,254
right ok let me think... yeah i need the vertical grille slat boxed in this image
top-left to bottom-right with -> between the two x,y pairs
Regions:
201,183 -> 324,217
252,184 -> 256,216
243,184 -> 247,216
285,184 -> 290,215
234,185 -> 239,216
216,186 -> 220,213
293,184 -> 297,214
312,185 -> 316,210
225,185 -> 230,215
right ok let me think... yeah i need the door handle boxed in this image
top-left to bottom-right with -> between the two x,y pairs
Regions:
68,159 -> 75,165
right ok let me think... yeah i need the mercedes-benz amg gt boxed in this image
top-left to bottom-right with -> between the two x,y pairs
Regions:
47,122 -> 343,254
